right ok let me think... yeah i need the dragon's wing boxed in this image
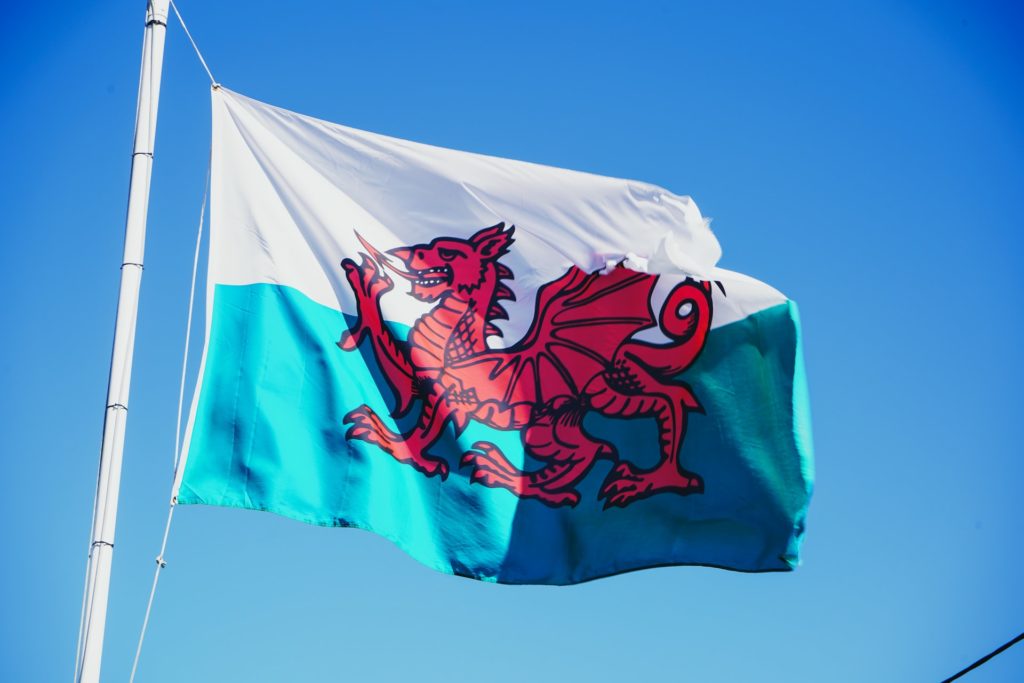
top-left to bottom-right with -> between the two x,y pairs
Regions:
450,266 -> 658,408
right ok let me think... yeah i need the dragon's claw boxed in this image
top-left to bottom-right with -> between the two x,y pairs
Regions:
461,442 -> 518,476
546,490 -> 580,507
345,425 -> 370,440
343,405 -> 378,428
344,405 -> 396,451
336,329 -> 359,351
470,468 -> 494,484
599,461 -> 704,508
463,445 -> 580,507
600,481 -> 642,509
418,458 -> 449,480
342,253 -> 393,302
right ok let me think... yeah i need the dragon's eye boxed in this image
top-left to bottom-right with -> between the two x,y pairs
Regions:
438,248 -> 462,261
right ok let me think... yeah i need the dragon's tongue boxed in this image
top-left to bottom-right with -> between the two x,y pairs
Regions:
354,231 -> 418,281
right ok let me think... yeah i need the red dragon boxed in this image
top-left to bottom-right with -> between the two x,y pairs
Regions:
337,223 -> 713,508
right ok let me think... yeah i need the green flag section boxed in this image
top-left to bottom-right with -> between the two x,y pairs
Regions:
177,283 -> 813,584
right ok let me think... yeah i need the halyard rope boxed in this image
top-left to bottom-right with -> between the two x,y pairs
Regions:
173,162 -> 208,472
128,156 -> 209,683
170,0 -> 218,87
127,4 -> 216,678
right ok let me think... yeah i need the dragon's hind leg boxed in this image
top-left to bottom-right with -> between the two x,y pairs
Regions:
585,357 -> 704,508
461,405 -> 614,508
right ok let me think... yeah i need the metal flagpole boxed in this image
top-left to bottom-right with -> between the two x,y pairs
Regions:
75,1 -> 171,681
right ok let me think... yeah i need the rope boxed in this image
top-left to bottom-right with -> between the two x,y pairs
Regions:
941,631 -> 1024,682
169,0 -> 218,87
72,541 -> 91,682
174,163 -> 209,470
127,157 -> 210,683
128,505 -> 176,683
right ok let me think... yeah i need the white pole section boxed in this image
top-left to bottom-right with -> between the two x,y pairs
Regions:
76,2 -> 171,681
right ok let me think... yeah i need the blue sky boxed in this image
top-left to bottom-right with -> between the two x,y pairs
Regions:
2,1 -> 1022,681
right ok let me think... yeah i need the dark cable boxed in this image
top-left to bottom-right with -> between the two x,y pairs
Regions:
941,631 -> 1024,682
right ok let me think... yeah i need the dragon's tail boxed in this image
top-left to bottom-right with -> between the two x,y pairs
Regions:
621,279 -> 714,377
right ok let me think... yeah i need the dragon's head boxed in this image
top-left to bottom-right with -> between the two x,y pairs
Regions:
359,223 -> 515,304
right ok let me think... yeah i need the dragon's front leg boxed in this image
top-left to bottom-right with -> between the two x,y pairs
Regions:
344,382 -> 455,479
337,254 -> 417,418
337,254 -> 393,351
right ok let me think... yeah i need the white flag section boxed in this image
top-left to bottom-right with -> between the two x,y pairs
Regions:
176,87 -> 813,584
209,87 -> 721,293
206,88 -> 784,340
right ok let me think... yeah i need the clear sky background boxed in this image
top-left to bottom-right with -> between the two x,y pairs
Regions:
2,1 -> 1022,681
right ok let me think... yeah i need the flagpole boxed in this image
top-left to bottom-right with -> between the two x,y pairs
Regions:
76,2 -> 171,681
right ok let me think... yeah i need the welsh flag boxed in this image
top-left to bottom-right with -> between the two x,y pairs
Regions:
175,88 -> 814,584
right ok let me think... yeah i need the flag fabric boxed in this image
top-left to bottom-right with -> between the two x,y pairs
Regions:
174,87 -> 814,584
